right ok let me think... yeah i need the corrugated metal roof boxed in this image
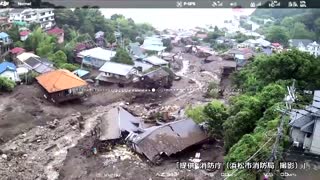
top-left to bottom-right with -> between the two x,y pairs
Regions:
134,61 -> 153,72
99,107 -> 142,141
144,56 -> 168,66
99,61 -> 134,76
140,45 -> 166,52
130,119 -> 208,162
78,47 -> 116,62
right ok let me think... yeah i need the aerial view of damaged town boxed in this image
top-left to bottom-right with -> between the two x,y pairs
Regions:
1,5 -> 320,180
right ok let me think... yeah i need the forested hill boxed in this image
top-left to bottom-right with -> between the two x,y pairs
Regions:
250,8 -> 320,42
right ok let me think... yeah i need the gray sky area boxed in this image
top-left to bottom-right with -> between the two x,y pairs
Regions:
100,8 -> 255,30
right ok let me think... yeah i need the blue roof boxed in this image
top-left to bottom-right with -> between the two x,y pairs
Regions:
0,62 -> 16,74
73,69 -> 89,78
0,32 -> 9,39
262,47 -> 272,56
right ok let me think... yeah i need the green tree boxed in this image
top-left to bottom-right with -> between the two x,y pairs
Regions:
48,50 -> 68,66
59,63 -> 79,71
203,100 -> 229,138
6,25 -> 20,42
111,48 -> 134,65
162,38 -> 173,52
291,22 -> 315,39
36,36 -> 56,57
106,33 -> 116,44
265,26 -> 289,47
0,77 -> 15,92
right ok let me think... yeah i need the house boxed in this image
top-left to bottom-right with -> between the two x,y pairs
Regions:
289,39 -> 313,51
77,47 -> 116,68
47,27 -> 64,44
73,69 -> 90,79
228,48 -> 255,68
140,36 -> 166,55
0,32 -> 11,56
10,47 -> 25,61
129,42 -> 147,59
140,44 -> 166,55
127,119 -> 208,163
23,56 -> 55,74
98,107 -> 142,141
195,33 -> 208,40
138,68 -> 171,89
96,61 -> 138,84
16,52 -> 39,64
134,60 -> 153,73
306,41 -> 320,57
216,36 -> 232,44
143,56 -> 169,67
289,91 -> 320,155
8,9 -> 55,30
0,61 -> 20,82
19,30 -> 30,41
36,69 -> 88,103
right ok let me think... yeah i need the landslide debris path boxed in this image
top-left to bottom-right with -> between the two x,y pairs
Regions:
0,103 -> 119,180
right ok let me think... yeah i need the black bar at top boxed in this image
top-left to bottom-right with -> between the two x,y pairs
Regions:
0,0 -> 319,8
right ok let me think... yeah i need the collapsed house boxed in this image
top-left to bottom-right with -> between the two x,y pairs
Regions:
97,107 -> 208,164
127,119 -> 208,163
98,107 -> 143,141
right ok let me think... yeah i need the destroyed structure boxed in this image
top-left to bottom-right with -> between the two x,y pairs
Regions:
97,107 -> 208,163
127,119 -> 209,163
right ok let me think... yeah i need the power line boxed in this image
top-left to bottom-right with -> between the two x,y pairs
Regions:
225,134 -> 276,180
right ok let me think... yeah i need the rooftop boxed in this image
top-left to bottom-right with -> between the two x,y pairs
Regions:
0,62 -> 16,74
140,45 -> 166,52
73,69 -> 90,78
144,56 -> 168,66
78,47 -> 116,62
130,119 -> 208,162
47,27 -> 64,35
17,52 -> 39,62
99,61 -> 135,76
10,47 -> 25,54
19,30 -> 30,36
0,32 -> 9,39
99,107 -> 142,141
36,69 -> 88,93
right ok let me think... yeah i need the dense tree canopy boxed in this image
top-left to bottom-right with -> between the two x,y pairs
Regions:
253,9 -> 320,41
187,49 -> 320,178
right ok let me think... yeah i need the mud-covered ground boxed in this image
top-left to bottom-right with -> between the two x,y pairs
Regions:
58,135 -> 224,180
0,47 -> 228,180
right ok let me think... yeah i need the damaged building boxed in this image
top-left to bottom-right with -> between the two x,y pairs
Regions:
127,119 -> 208,163
98,107 -> 143,141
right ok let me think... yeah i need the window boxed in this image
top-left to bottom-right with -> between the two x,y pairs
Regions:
46,17 -> 49,21
41,12 -> 45,16
26,15 -> 31,19
307,133 -> 312,138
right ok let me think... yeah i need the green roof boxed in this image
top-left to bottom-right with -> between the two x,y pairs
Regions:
13,21 -> 27,26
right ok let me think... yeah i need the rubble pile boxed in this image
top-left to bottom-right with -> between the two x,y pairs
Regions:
0,105 -> 115,180
123,104 -> 181,123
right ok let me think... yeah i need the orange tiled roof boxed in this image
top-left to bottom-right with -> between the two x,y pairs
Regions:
36,69 -> 88,93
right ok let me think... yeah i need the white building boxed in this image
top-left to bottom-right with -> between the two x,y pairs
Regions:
8,8 -> 55,30
306,42 -> 320,57
77,47 -> 116,68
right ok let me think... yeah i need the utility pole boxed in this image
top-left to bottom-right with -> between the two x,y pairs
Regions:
267,80 -> 296,179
